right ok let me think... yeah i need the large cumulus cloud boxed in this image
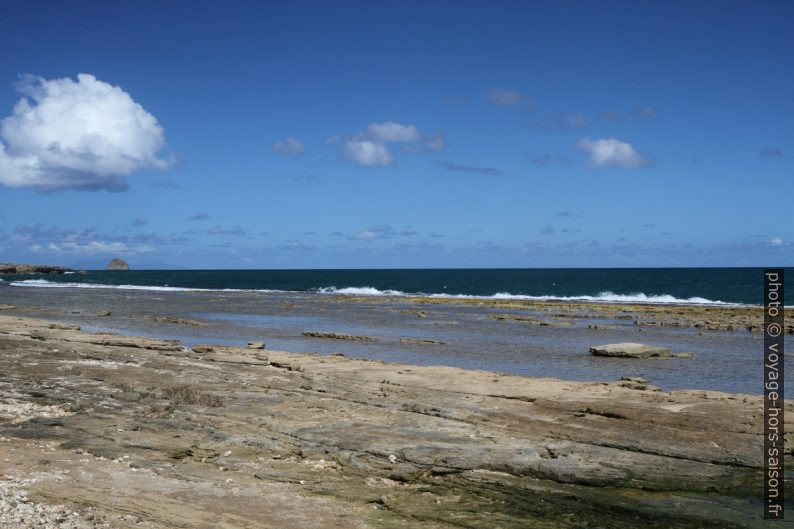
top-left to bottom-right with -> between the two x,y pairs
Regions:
0,73 -> 172,191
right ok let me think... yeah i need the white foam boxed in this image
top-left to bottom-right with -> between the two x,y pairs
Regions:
429,290 -> 733,305
8,279 -> 754,306
9,279 -> 201,292
314,286 -> 738,306
7,279 -> 278,294
316,286 -> 407,296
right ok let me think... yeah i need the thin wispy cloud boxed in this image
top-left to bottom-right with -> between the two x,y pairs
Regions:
350,224 -> 395,240
29,240 -> 149,255
150,180 -> 181,190
576,137 -> 652,169
189,213 -> 211,221
207,225 -> 248,236
631,106 -> 657,119
759,147 -> 783,158
0,74 -> 173,191
291,173 -> 321,184
12,222 -> 188,256
273,136 -> 305,157
530,154 -> 573,167
422,133 -> 446,152
538,112 -> 588,131
599,111 -> 625,122
488,88 -> 524,107
436,160 -> 504,175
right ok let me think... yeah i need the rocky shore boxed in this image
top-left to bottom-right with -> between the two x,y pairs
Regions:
0,314 -> 790,528
0,263 -> 73,275
344,294 -> 794,334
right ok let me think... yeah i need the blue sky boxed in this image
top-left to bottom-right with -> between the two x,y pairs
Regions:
0,0 -> 791,268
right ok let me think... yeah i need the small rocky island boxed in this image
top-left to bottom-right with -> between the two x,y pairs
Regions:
106,258 -> 130,270
0,262 -> 72,274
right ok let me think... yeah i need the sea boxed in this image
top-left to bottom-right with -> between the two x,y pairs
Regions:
1,267 -> 790,395
1,267 -> 791,305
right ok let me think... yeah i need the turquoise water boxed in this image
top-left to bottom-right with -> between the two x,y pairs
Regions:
2,267 -> 790,305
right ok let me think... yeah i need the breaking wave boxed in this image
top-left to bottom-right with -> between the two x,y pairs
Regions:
6,279 -> 277,293
8,280 -> 742,305
313,286 -> 734,305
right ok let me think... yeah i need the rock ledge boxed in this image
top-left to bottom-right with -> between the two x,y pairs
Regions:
590,342 -> 672,358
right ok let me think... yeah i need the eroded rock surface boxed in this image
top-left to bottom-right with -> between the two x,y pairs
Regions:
0,315 -> 789,528
590,342 -> 673,358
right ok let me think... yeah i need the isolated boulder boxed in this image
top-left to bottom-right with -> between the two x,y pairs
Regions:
107,258 -> 130,270
590,343 -> 672,358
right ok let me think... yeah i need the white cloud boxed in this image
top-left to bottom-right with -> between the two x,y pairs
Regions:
344,139 -> 393,167
0,73 -> 172,191
576,137 -> 651,169
33,240 -> 153,255
338,121 -> 442,167
272,136 -> 305,157
488,88 -> 524,107
770,237 -> 783,247
365,121 -> 420,142
351,224 -> 395,240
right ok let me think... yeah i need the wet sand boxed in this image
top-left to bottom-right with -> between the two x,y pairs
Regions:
0,313 -> 791,528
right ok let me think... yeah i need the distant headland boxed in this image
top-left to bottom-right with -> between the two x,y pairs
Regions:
0,262 -> 73,274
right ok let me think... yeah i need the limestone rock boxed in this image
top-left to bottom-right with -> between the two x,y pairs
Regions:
0,313 -> 786,528
302,331 -> 375,341
590,343 -> 672,358
152,316 -> 207,327
400,337 -> 445,345
620,376 -> 649,383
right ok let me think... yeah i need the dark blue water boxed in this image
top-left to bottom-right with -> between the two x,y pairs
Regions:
1,267 -> 791,306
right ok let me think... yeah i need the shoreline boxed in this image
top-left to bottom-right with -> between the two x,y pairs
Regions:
5,279 -> 792,329
0,313 -> 790,527
345,294 -> 794,334
4,267 -> 785,308
0,286 -> 785,395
